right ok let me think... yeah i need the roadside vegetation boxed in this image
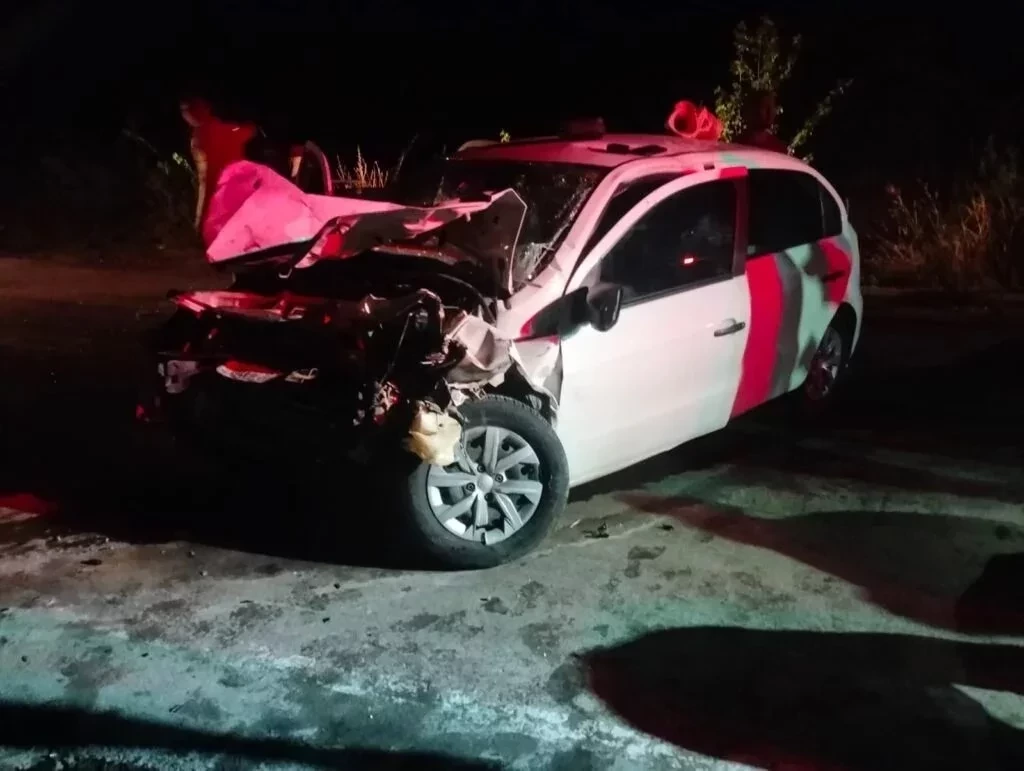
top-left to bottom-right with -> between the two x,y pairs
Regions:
0,129 -> 199,257
866,140 -> 1023,291
712,17 -> 850,162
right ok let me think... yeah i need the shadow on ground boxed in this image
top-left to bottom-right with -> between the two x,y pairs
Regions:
0,337 -> 415,568
0,701 -> 500,770
584,626 -> 1024,771
957,553 -> 1024,636
623,492 -> 1024,635
726,438 -> 1024,503
832,327 -> 1022,460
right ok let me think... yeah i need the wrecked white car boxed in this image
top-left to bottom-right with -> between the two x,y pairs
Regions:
145,124 -> 863,569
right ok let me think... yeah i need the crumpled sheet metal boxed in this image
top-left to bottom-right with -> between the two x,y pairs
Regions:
442,312 -> 559,413
203,161 -> 504,265
402,313 -> 559,467
443,311 -> 516,386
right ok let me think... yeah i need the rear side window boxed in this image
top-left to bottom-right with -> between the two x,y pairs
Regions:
747,169 -> 843,257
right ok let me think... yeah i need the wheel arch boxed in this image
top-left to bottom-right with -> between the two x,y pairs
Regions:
487,371 -> 558,424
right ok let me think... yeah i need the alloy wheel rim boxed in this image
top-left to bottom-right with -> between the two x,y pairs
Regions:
426,425 -> 544,545
805,326 -> 844,402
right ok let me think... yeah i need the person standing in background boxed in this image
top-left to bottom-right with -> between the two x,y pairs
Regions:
181,99 -> 334,234
179,98 -> 257,230
738,90 -> 789,154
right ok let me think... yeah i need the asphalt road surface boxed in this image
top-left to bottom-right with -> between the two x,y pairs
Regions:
1,257 -> 1023,770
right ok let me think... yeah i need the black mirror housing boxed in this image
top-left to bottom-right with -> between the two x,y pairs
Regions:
586,282 -> 623,332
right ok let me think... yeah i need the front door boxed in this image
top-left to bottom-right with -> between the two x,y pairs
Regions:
555,172 -> 751,485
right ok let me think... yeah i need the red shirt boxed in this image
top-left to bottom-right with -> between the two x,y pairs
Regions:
181,99 -> 257,228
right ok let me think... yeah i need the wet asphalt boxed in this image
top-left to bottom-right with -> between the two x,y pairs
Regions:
1,256 -> 1023,770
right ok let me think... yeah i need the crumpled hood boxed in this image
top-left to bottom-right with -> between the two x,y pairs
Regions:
203,161 -> 525,292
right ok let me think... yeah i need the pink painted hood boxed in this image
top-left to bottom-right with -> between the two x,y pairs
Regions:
203,161 -> 526,292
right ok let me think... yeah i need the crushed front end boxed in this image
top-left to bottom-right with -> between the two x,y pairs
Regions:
146,285 -> 485,463
141,157 -> 555,469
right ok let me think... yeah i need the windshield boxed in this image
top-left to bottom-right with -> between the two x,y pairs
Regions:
388,159 -> 607,288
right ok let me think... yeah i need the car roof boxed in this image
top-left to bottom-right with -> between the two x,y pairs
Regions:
453,132 -> 787,170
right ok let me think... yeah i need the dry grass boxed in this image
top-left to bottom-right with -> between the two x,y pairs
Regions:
869,142 -> 1023,291
335,147 -> 390,192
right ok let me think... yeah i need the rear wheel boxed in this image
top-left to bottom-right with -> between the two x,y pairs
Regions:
789,320 -> 850,423
396,395 -> 569,570
805,324 -> 846,402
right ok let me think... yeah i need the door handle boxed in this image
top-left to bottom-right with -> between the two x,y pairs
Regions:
713,319 -> 747,337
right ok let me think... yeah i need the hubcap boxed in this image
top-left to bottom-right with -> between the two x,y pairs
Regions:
426,425 -> 544,545
805,326 -> 844,402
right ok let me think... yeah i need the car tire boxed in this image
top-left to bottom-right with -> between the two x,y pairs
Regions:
788,318 -> 852,425
394,395 -> 569,570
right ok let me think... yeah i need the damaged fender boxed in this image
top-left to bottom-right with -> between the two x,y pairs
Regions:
444,312 -> 558,409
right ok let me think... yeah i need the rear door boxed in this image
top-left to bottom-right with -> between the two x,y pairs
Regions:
730,168 -> 849,416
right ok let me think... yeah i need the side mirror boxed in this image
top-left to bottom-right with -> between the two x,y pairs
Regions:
586,282 -> 623,332
521,284 -> 623,341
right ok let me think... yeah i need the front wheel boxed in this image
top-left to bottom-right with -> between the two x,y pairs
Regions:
395,395 -> 569,570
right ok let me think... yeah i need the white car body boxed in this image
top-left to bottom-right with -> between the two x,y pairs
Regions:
453,133 -> 863,487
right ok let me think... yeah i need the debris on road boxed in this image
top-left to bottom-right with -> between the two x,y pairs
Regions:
480,597 -> 510,614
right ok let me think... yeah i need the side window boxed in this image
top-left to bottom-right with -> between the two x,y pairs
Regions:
599,180 -> 736,303
747,169 -> 829,256
581,174 -> 679,256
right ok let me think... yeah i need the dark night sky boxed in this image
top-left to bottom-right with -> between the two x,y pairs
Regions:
2,1 -> 1022,186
